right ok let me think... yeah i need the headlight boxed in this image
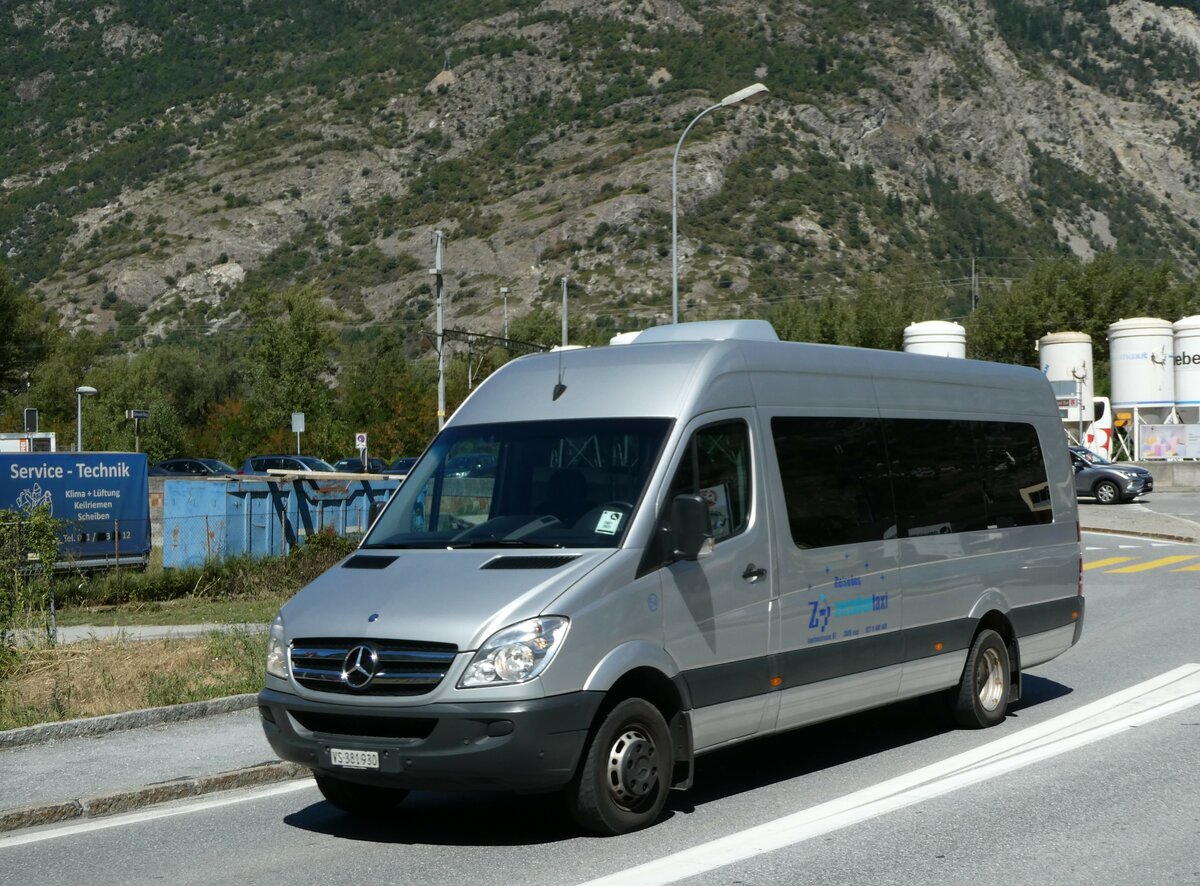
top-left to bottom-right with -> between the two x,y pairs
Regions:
265,614 -> 288,679
458,617 -> 569,688
1116,470 -> 1141,480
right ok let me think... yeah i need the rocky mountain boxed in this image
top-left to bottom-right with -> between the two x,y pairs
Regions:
5,0 -> 1200,347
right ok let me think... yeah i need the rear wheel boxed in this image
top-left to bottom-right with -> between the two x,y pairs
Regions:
953,629 -> 1011,729
567,698 -> 673,835
314,772 -> 408,816
1094,479 -> 1121,504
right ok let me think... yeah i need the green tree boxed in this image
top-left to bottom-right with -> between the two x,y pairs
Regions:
0,266 -> 51,407
25,329 -> 109,445
337,328 -> 438,459
82,357 -> 186,460
242,285 -> 343,455
966,256 -> 1199,391
772,267 -> 948,348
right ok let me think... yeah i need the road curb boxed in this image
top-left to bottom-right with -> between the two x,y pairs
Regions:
0,761 -> 310,833
1081,526 -> 1198,544
1084,521 -> 1195,542
0,694 -> 259,750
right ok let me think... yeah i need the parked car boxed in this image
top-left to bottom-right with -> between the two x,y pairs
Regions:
150,457 -> 237,477
1069,446 -> 1154,504
444,452 -> 496,478
387,456 -> 418,475
330,456 -> 388,473
238,454 -> 337,475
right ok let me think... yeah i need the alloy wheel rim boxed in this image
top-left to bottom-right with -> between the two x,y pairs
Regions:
976,647 -> 1006,711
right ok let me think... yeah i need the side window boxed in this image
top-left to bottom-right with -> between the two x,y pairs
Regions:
667,420 -> 751,542
977,422 -> 1053,526
885,419 -> 987,536
771,417 -> 895,548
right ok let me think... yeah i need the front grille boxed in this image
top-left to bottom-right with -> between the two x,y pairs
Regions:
290,637 -> 458,696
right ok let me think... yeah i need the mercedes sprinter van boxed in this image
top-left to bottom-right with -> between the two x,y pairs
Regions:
258,320 -> 1083,834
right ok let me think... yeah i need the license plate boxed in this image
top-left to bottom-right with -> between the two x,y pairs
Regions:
330,748 -> 379,770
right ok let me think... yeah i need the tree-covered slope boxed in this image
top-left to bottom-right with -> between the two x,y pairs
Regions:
3,0 -> 1200,346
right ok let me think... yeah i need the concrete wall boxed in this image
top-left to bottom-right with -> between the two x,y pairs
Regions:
1132,461 -> 1200,491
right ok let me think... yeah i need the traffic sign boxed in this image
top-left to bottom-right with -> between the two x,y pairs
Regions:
125,409 -> 149,420
355,432 -> 368,451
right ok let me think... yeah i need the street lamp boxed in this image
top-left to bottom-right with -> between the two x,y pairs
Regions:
671,82 -> 769,324
75,385 -> 97,452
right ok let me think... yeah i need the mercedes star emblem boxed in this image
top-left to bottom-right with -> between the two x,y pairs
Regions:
341,644 -> 379,690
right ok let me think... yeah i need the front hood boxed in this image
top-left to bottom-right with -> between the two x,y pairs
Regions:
279,548 -> 614,651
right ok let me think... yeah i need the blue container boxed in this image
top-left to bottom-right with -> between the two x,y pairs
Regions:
161,477 -> 399,568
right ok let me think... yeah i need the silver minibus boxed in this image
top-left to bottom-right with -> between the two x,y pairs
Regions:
259,320 -> 1083,834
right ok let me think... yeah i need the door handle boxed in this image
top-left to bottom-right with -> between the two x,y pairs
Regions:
742,563 -> 767,582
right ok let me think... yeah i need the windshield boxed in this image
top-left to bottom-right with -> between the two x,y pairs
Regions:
364,418 -> 671,550
1074,449 -> 1111,465
201,459 -> 235,473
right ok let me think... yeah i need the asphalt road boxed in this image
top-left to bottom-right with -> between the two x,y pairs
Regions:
2,531 -> 1198,885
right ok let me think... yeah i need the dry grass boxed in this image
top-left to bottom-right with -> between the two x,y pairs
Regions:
0,630 -> 266,731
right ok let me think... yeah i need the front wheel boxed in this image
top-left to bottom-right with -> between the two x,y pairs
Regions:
1094,479 -> 1121,504
952,629 -> 1011,728
314,772 -> 409,817
567,698 -> 673,835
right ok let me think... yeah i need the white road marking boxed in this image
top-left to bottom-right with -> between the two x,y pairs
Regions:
0,779 -> 314,849
580,664 -> 1200,886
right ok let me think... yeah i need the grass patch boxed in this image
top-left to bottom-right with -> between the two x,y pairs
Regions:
0,533 -> 356,731
0,629 -> 267,732
53,596 -> 284,629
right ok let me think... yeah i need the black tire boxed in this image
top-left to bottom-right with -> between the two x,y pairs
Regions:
567,698 -> 673,835
953,629 -> 1011,729
1094,479 -> 1121,505
314,772 -> 409,817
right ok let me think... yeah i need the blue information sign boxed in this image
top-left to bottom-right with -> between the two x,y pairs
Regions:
1,452 -> 151,568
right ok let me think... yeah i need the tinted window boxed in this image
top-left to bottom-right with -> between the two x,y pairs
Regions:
770,417 -> 1052,549
771,417 -> 894,548
885,419 -> 987,536
977,422 -> 1052,525
667,420 -> 751,542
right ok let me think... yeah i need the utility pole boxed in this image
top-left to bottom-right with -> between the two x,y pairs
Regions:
561,276 -> 568,348
971,257 -> 979,311
432,230 -> 446,430
500,286 -> 510,339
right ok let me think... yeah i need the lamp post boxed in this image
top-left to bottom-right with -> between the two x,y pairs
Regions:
75,385 -> 97,452
671,82 -> 769,324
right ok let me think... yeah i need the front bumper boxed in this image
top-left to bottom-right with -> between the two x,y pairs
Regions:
258,688 -> 603,793
1118,473 -> 1153,497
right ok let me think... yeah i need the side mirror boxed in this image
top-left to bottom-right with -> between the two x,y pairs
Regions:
671,494 -> 715,561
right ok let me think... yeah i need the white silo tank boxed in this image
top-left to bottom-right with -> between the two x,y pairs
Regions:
903,321 -> 966,358
1173,315 -> 1200,423
1109,317 -> 1175,422
1038,332 -> 1094,423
